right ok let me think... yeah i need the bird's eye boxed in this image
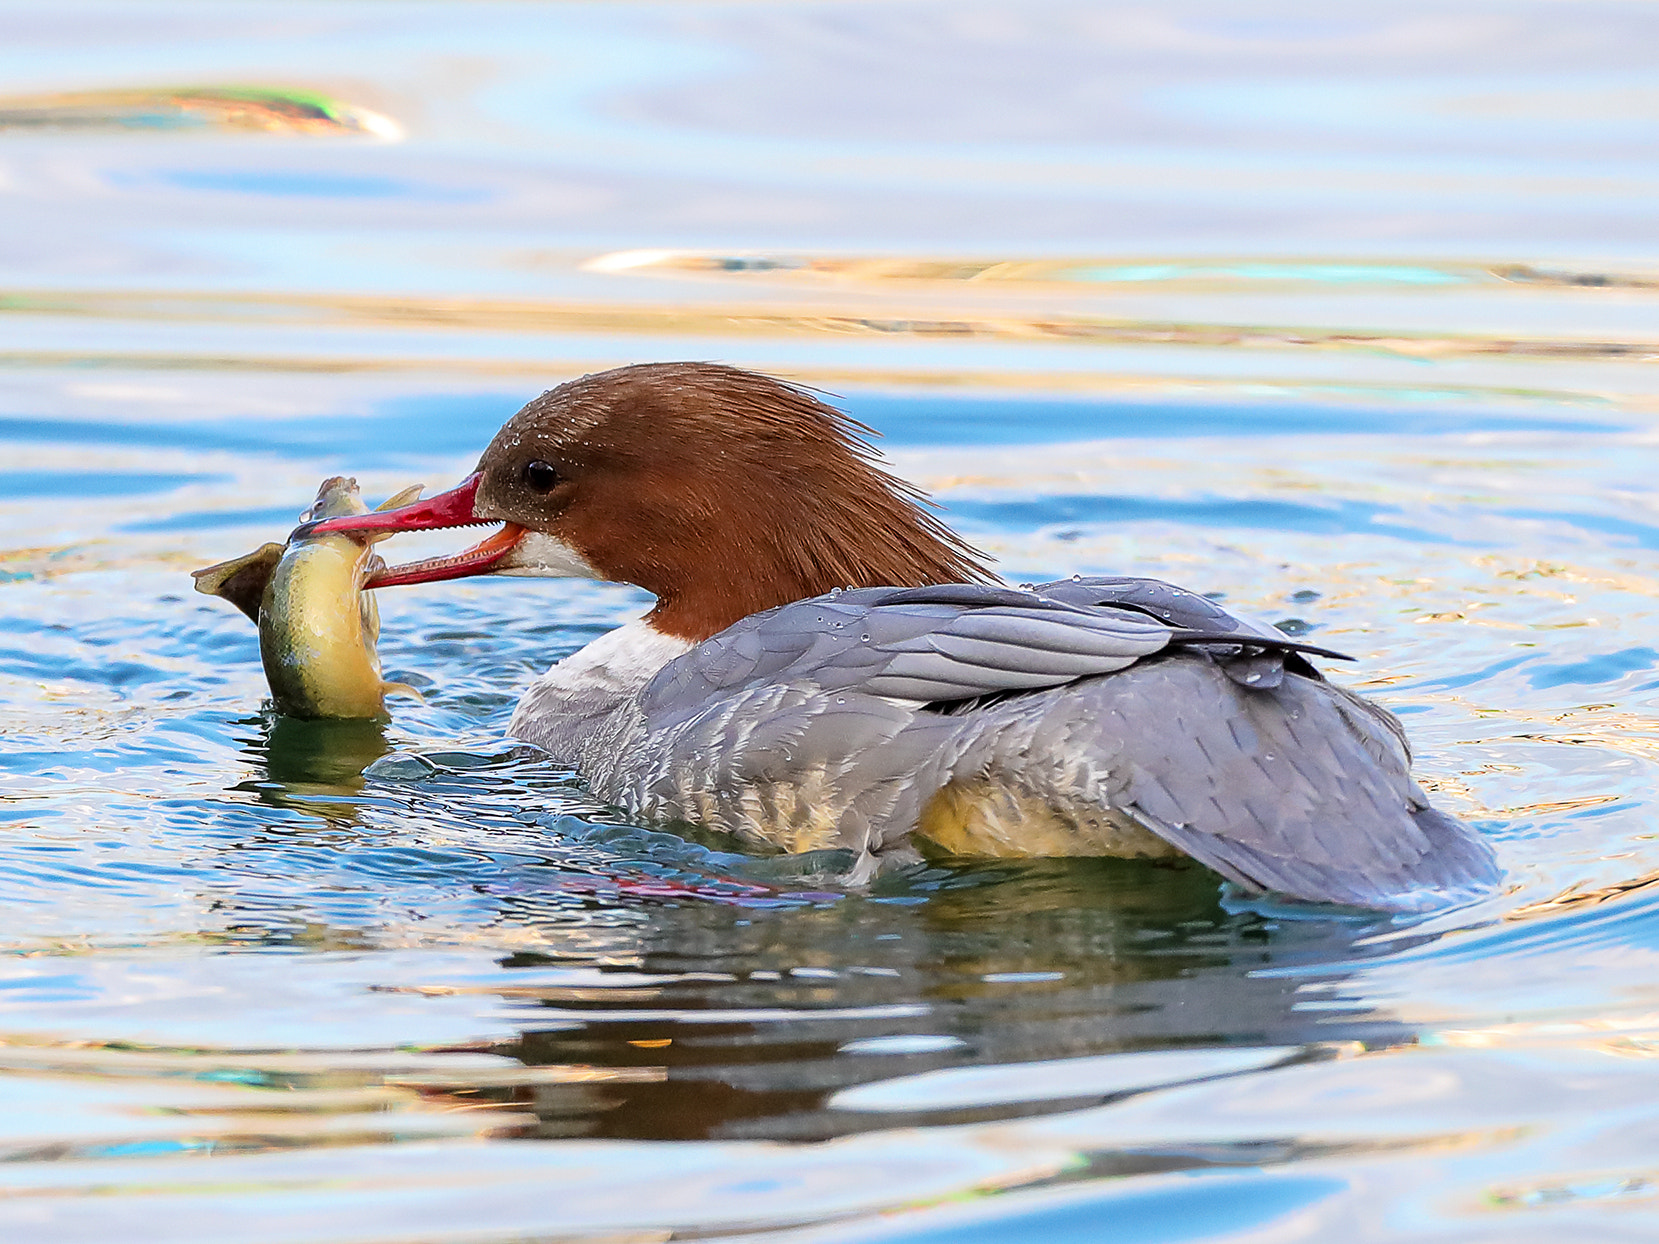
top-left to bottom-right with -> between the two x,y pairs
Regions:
522,460 -> 559,492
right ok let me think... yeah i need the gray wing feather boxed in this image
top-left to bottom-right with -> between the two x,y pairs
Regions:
1032,576 -> 1286,643
617,580 -> 1496,911
872,654 -> 1062,697
927,633 -> 1143,678
945,610 -> 1166,651
643,586 -> 1178,718
1036,657 -> 1498,909
857,674 -> 998,703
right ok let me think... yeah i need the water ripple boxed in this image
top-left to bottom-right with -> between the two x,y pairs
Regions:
6,1 -> 1659,1237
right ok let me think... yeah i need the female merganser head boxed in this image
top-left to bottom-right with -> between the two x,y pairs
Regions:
309,362 -> 994,641
305,361 -> 1499,912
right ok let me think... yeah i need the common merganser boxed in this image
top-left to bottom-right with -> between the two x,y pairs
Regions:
302,362 -> 1499,911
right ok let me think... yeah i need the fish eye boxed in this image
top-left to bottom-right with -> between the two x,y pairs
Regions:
522,460 -> 559,493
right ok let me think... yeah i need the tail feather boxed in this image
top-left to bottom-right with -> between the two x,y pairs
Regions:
946,653 -> 1499,911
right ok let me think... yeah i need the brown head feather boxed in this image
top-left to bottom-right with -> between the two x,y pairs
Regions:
473,362 -> 998,641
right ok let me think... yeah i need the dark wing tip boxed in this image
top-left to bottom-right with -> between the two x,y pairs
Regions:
1165,627 -> 1354,662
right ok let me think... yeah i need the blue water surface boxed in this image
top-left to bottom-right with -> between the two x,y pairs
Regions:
5,2 -> 1659,1242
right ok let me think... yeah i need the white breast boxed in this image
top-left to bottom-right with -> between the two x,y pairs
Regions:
507,618 -> 692,750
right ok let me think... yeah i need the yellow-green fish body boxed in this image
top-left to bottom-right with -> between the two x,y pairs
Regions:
192,477 -> 420,719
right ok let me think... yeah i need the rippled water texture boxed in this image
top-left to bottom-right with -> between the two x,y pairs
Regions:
6,2 -> 1659,1240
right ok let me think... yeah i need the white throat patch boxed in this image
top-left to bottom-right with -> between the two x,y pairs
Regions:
496,529 -> 602,579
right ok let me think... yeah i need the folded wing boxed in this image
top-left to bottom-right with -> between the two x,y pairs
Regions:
643,580 -> 1342,719
635,578 -> 1496,910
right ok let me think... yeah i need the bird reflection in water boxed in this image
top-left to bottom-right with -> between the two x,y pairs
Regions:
486,858 -> 1421,1143
211,718 -> 1426,1147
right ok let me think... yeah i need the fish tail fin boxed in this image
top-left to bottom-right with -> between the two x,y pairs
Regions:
191,543 -> 285,624
376,485 -> 424,511
368,485 -> 425,543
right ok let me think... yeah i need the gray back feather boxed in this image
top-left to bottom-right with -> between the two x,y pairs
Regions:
641,581 -> 1337,719
552,578 -> 1497,911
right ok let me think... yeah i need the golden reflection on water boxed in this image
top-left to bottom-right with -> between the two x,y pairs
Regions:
0,87 -> 400,139
586,249 -> 1659,293
5,286 -> 1656,365
0,350 -> 1625,429
0,1037 -> 540,1159
1502,869 -> 1659,922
